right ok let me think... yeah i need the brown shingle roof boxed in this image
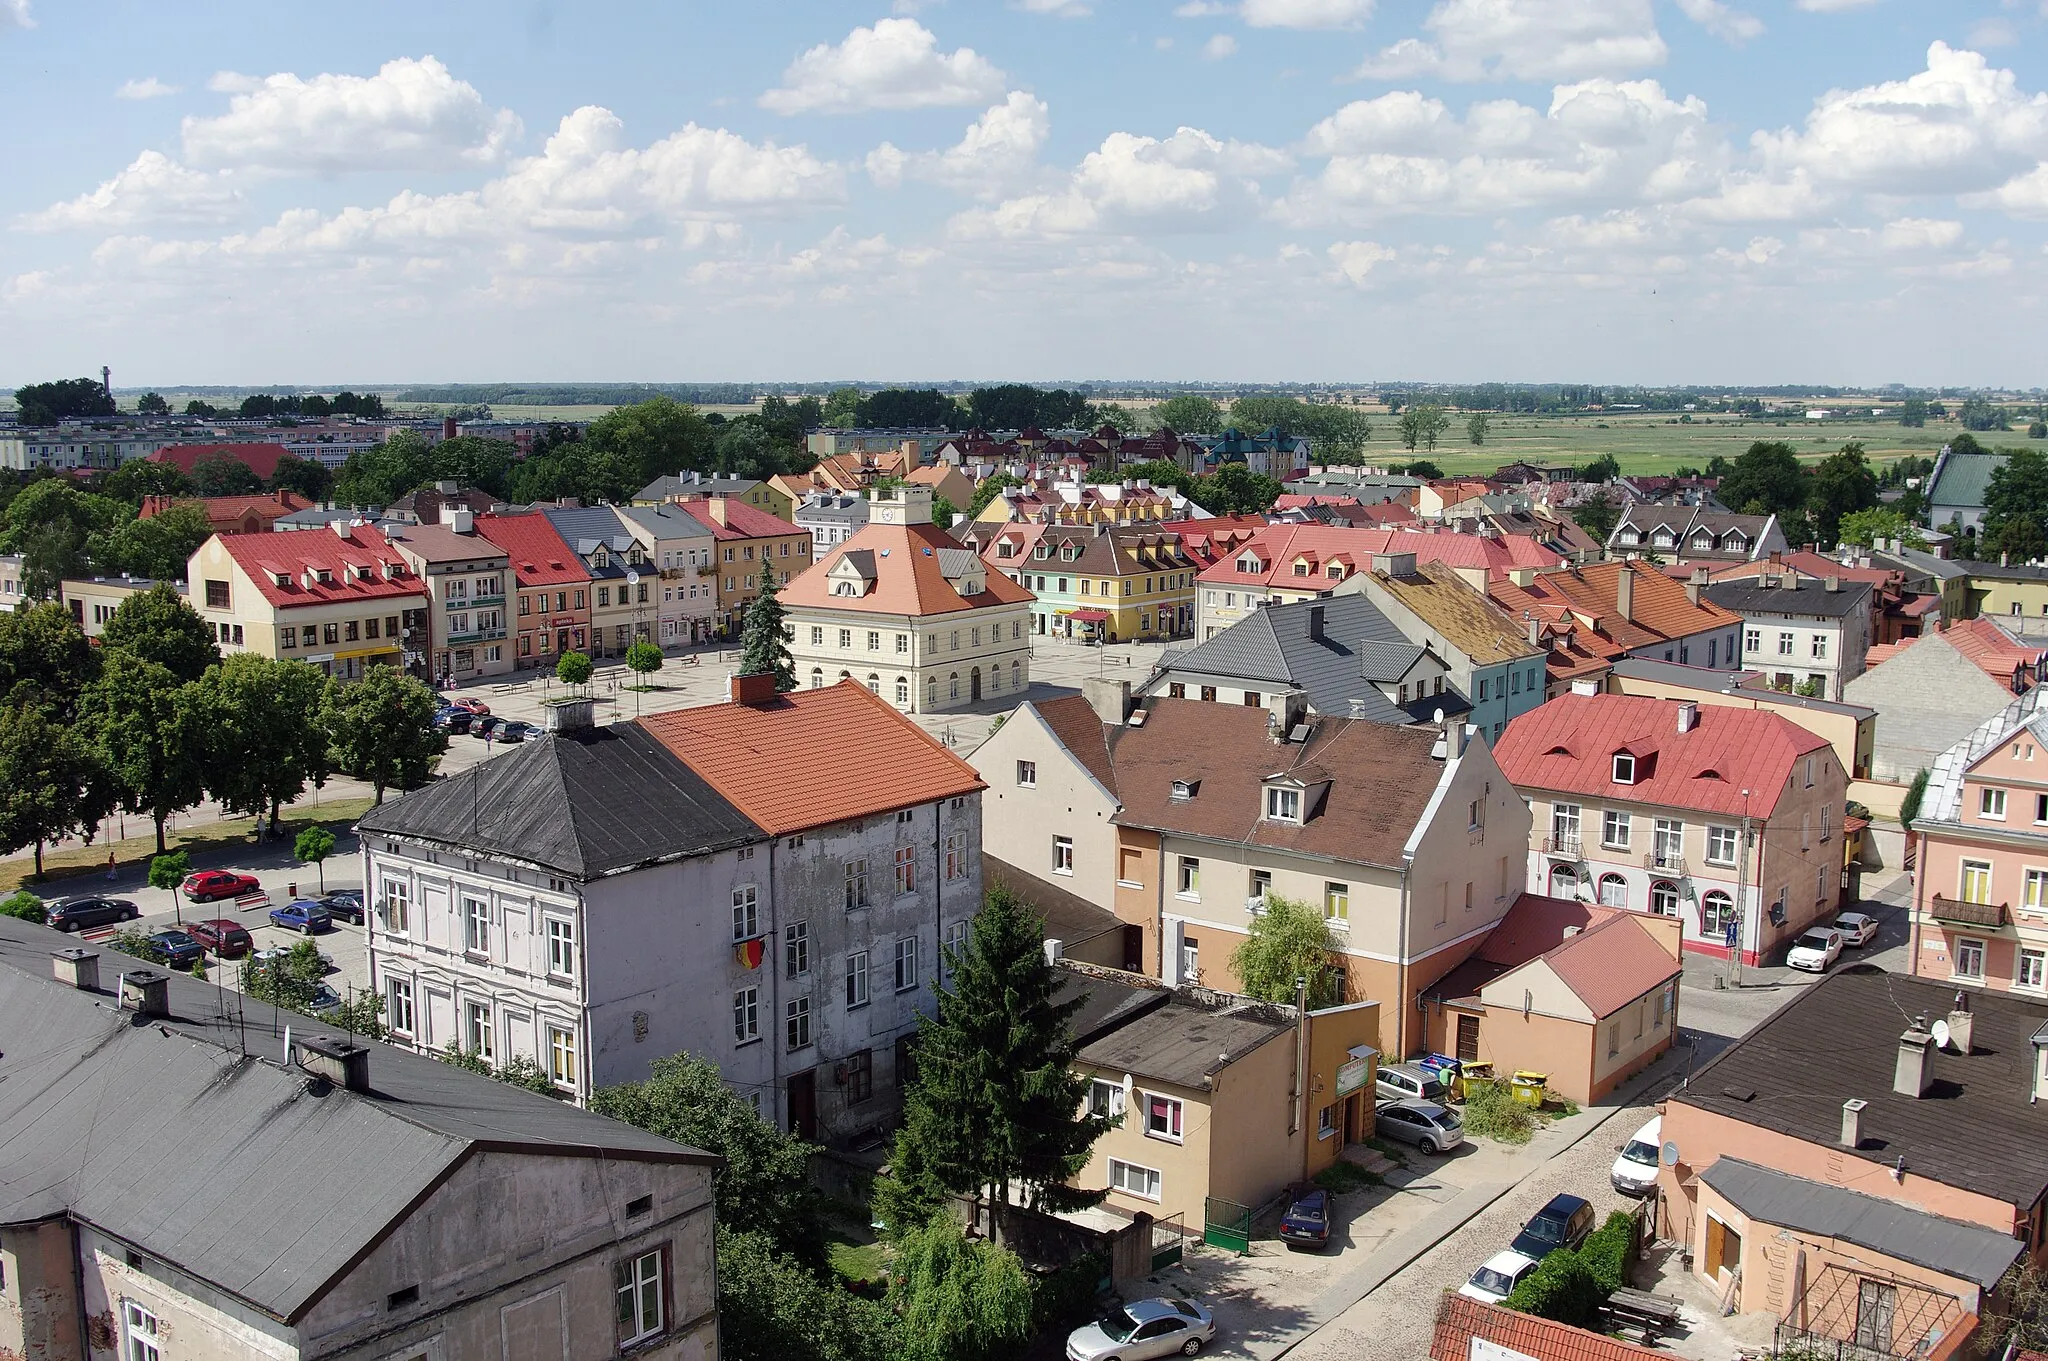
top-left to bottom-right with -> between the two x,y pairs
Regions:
1033,696 -> 1119,794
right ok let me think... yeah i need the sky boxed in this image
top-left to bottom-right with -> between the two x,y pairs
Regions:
3,0 -> 2046,388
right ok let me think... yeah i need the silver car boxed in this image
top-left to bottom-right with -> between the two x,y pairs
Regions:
1067,1297 -> 1215,1360
1375,1099 -> 1466,1155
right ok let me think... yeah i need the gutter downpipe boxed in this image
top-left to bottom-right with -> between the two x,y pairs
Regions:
1397,850 -> 1413,1058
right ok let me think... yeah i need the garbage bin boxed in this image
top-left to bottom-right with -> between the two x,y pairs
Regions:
287,882 -> 298,899
1511,1071 -> 1548,1106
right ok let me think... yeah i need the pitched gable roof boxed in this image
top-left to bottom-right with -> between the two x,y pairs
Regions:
781,519 -> 1033,617
146,442 -> 291,481
1033,695 -> 1120,794
213,524 -> 425,608
473,512 -> 592,586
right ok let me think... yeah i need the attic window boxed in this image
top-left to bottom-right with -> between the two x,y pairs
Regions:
272,571 -> 291,587
1293,561 -> 1311,577
1171,779 -> 1197,801
626,1194 -> 653,1219
1237,555 -> 1262,573
387,1285 -> 419,1311
1612,753 -> 1637,785
1545,744 -> 1572,757
1326,564 -> 1345,579
355,565 -> 373,580
1264,786 -> 1302,823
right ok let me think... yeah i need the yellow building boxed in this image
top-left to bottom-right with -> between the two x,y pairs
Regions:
61,575 -> 184,639
966,522 -> 1200,642
1963,560 -> 2048,622
187,524 -> 431,680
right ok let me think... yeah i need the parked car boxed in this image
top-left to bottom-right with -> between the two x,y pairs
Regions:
451,697 -> 490,715
185,918 -> 253,958
1833,911 -> 1879,947
1610,1114 -> 1662,1196
182,870 -> 260,902
1278,1189 -> 1331,1251
1375,1061 -> 1445,1105
1459,1250 -> 1541,1305
145,929 -> 205,969
1065,1297 -> 1215,1360
1786,927 -> 1845,973
1374,1100 -> 1465,1156
310,983 -> 344,1014
472,715 -> 502,740
316,890 -> 365,925
45,896 -> 140,932
1511,1194 -> 1595,1261
497,720 -> 533,743
268,900 -> 333,935
253,944 -> 336,973
436,707 -> 474,735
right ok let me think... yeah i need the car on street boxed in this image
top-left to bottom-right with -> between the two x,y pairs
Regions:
472,715 -> 502,740
1833,911 -> 1879,947
1066,1297 -> 1215,1360
1375,1061 -> 1445,1105
310,983 -> 344,1014
45,896 -> 141,932
145,929 -> 205,969
1511,1194 -> 1595,1261
498,720 -> 534,743
1786,927 -> 1845,973
253,944 -> 336,973
1459,1250 -> 1541,1305
435,707 -> 474,734
185,918 -> 253,958
1278,1189 -> 1331,1251
316,890 -> 365,925
450,697 -> 490,715
182,870 -> 260,903
1610,1114 -> 1662,1196
1374,1099 -> 1465,1156
269,900 -> 333,935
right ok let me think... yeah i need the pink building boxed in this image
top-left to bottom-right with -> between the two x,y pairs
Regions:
1911,687 -> 2048,992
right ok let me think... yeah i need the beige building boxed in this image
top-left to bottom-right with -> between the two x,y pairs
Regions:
61,575 -> 186,638
971,690 -> 1126,913
188,522 -> 431,681
613,502 -> 721,647
385,511 -> 515,685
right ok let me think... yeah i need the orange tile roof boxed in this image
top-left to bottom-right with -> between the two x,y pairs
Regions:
1538,910 -> 1683,1018
473,513 -> 591,587
640,680 -> 986,835
1433,1294 -> 1666,1361
780,519 -> 1035,617
1196,525 -> 1561,589
1867,616 -> 2046,685
213,523 -> 427,610
1489,560 -> 1741,654
668,495 -> 804,541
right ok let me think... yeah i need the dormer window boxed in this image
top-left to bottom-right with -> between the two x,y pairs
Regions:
1326,564 -> 1344,579
1264,786 -> 1302,823
355,565 -> 373,581
1691,532 -> 1713,550
1171,779 -> 1197,801
1619,529 -> 1639,545
1725,533 -> 1747,550
1612,753 -> 1637,784
1652,530 -> 1675,548
833,581 -> 859,596
1237,555 -> 1262,573
1293,560 -> 1311,577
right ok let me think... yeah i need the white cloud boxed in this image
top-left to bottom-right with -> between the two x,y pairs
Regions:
1793,0 -> 1878,10
1012,0 -> 1092,15
181,56 -> 520,173
1,0 -> 32,31
1672,0 -> 1763,45
951,126 -> 1290,240
1242,0 -> 1375,28
866,92 -> 1050,198
1975,163 -> 2048,218
1203,34 -> 1240,59
1327,238 -> 1398,281
21,152 -> 243,231
760,18 -> 1006,115
1173,1 -> 1232,14
1354,0 -> 1668,83
1967,18 -> 2018,49
115,77 -> 181,100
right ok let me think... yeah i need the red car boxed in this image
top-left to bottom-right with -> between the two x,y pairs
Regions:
182,870 -> 261,902
186,918 -> 254,958
451,697 -> 491,716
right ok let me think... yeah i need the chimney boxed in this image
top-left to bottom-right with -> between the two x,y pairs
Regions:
121,969 -> 171,1019
442,416 -> 458,440
1526,613 -> 1542,647
1043,939 -> 1064,965
730,670 -> 779,706
702,498 -> 730,527
1444,711 -> 1467,759
443,507 -> 475,535
1947,992 -> 1974,1055
1510,566 -> 1538,588
1081,675 -> 1133,725
1769,549 -> 1783,568
1825,575 -> 1841,593
295,1034 -> 372,1093
1840,1098 -> 1867,1148
1685,565 -> 1708,606
1615,565 -> 1634,622
1571,677 -> 1600,697
1372,551 -> 1418,578
51,947 -> 101,992
1677,701 -> 1700,733
1307,604 -> 1326,642
1780,570 -> 1798,591
1895,1021 -> 1934,1098
542,696 -> 594,732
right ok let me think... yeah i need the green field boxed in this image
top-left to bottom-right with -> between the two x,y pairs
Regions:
1378,414 -> 1974,476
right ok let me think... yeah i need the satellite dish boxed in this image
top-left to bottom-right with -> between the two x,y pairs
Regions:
625,569 -> 641,585
1932,1018 -> 1952,1051
1660,1140 -> 1681,1167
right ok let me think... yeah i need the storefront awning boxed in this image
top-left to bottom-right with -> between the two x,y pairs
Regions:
1068,608 -> 1110,624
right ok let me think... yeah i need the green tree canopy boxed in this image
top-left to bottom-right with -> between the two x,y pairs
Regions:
1572,489 -> 1621,545
15,378 -> 116,426
0,600 -> 99,718
135,392 -> 170,416
739,586 -> 796,691
333,430 -> 436,508
295,825 -> 336,891
1117,459 -> 1195,495
266,453 -> 334,503
1085,402 -> 1138,434
190,653 -> 331,824
98,581 -> 220,681
1899,397 -> 1928,427
93,503 -> 216,586
715,1228 -> 900,1361
0,703 -> 111,877
1983,447 -> 2048,564
1466,411 -> 1492,446
100,459 -> 194,506
80,651 -> 205,852
967,385 -> 1090,431
1150,394 -> 1223,435
1192,462 -> 1283,516
1231,893 -> 1340,1007
626,639 -> 663,679
855,388 -> 960,429
1226,397 -> 1373,461
967,473 -> 1024,518
1837,507 -> 1926,550
585,396 -> 718,491
555,650 -> 594,688
191,453 -> 263,497
887,1219 -> 1034,1361
1715,441 -> 1808,519
1578,453 -> 1621,484
2,480 -> 127,598
822,386 -> 863,428
1397,405 -> 1452,451
322,664 -> 445,803
1805,443 -> 1880,548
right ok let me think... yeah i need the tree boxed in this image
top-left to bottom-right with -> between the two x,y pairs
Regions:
148,850 -> 189,917
1899,398 -> 1928,428
626,639 -> 663,685
1982,447 -> 2048,566
0,600 -> 100,718
1150,394 -> 1223,435
1191,462 -> 1282,516
0,889 -> 46,923
855,388 -> 959,429
931,495 -> 959,530
334,429 -> 437,508
1572,490 -> 1620,545
590,1053 -> 824,1254
716,1228 -> 900,1361
739,587 -> 795,691
241,938 -> 325,1012
1837,507 -> 1926,550
555,650 -> 594,690
1392,459 -> 1444,480
2031,421 -> 2048,440
1117,459 -> 1195,495
822,386 -> 863,428
888,1219 -> 1034,1361
1578,453 -> 1620,484
322,665 -> 445,804
183,399 -> 218,418
968,384 -> 1089,431
101,458 -> 193,505
967,473 -> 1024,518
1959,396 -> 2008,432
1716,441 -> 1808,519
0,704 -> 109,877
1805,443 -> 1879,548
1086,402 -> 1137,434
585,396 -> 717,491
190,453 -> 263,496
135,391 -> 169,416
879,888 -> 1114,1241
266,453 -> 333,503
14,378 -> 116,426
1232,893 -> 1340,1007
2,480 -> 126,599
81,652 -> 206,853
187,653 -> 331,828
295,825 -> 336,892
1398,405 -> 1452,451
1466,411 -> 1491,446
93,505 -> 218,592
99,581 -> 222,681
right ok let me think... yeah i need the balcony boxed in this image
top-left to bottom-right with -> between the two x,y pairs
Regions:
1644,852 -> 1688,875
444,626 -> 508,646
1543,833 -> 1583,858
467,592 -> 506,607
697,564 -> 719,577
1929,894 -> 2008,929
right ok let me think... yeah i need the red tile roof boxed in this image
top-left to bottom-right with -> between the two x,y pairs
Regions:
1489,560 -> 1742,664
1495,692 -> 1829,819
670,495 -> 805,541
1540,910 -> 1683,1018
146,443 -> 292,482
640,680 -> 986,835
212,524 -> 426,609
780,519 -> 1035,618
140,490 -> 313,530
1195,525 -> 1562,589
1433,1294 -> 1666,1361
1866,616 -> 2045,687
473,513 -> 591,587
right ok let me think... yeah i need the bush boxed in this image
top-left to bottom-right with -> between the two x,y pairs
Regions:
1504,1249 -> 1607,1327
0,889 -> 46,923
1315,1160 -> 1382,1193
1030,1251 -> 1108,1334
1459,1079 -> 1536,1144
1578,1211 -> 1638,1294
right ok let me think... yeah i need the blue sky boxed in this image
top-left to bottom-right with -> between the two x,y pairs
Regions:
3,0 -> 2046,387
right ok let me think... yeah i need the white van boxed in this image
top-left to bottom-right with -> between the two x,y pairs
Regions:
1610,1115 -> 1661,1196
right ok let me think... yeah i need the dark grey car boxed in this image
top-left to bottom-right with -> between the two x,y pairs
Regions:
46,896 -> 141,932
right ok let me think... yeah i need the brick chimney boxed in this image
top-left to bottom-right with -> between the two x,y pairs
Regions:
295,1034 -> 372,1093
1614,564 -> 1634,622
702,497 -> 731,528
1685,565 -> 1708,606
121,969 -> 171,1019
1840,1098 -> 1866,1148
731,671 -> 779,706
51,947 -> 101,992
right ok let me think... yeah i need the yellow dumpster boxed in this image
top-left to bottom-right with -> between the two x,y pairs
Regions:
1511,1071 -> 1548,1106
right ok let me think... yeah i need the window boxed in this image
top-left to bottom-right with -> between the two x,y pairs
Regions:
845,859 -> 870,909
1319,1103 -> 1338,1139
1551,802 -> 1581,852
2029,869 -> 2048,912
1955,938 -> 1986,980
386,976 -> 416,1036
1599,873 -> 1628,908
380,877 -> 411,935
786,996 -> 812,1050
1706,825 -> 1739,867
545,915 -> 575,978
204,579 -> 230,609
1177,856 -> 1200,898
896,676 -> 910,705
1181,934 -> 1200,982
867,630 -> 881,651
734,987 -> 760,1042
1962,860 -> 1993,904
1775,631 -> 1794,657
845,1048 -> 874,1105
1650,881 -> 1679,916
1702,890 -> 1735,937
548,1025 -> 577,1089
2022,949 -> 2046,991
1601,810 -> 1631,849
1653,819 -> 1683,870
1250,869 -> 1273,900
894,845 -> 916,895
838,628 -> 852,648
810,626 -> 824,645
465,1001 -> 493,1060
1855,1281 -> 1898,1356
1745,628 -> 1761,654
1053,836 -> 1074,875
894,937 -> 920,992
1608,1021 -> 1621,1057
1109,1158 -> 1161,1201
1265,786 -> 1302,822
1325,881 -> 1349,922
945,831 -> 966,881
1982,787 -> 2009,820
463,895 -> 489,955
1016,759 -> 1037,787
1612,753 -> 1636,784
1812,634 -> 1829,660
1144,1092 -> 1184,1141
1088,1078 -> 1127,1118
897,632 -> 910,654
784,922 -> 810,979
944,918 -> 968,960
615,1248 -> 665,1344
123,1302 -> 161,1361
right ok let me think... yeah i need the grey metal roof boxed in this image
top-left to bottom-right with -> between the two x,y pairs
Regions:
636,473 -> 761,500
0,916 -> 712,1323
935,547 -> 980,578
359,723 -> 764,879
1699,1158 -> 2023,1289
1078,998 -> 1293,1089
838,549 -> 877,580
1705,578 -> 1873,619
614,502 -> 715,540
539,506 -> 640,577
1606,657 -> 1874,719
1919,684 -> 2047,827
1353,640 -> 1428,682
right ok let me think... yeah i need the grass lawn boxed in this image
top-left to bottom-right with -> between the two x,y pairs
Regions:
1379,414 -> 1982,477
827,1238 -> 889,1286
4,797 -> 377,896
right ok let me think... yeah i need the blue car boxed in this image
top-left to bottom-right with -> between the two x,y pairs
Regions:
145,929 -> 205,969
1279,1188 -> 1332,1251
269,900 -> 333,935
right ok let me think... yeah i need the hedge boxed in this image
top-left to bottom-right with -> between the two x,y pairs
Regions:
1504,1210 -> 1639,1327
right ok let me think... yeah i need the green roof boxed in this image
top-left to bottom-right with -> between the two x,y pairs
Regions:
1927,450 -> 2010,511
